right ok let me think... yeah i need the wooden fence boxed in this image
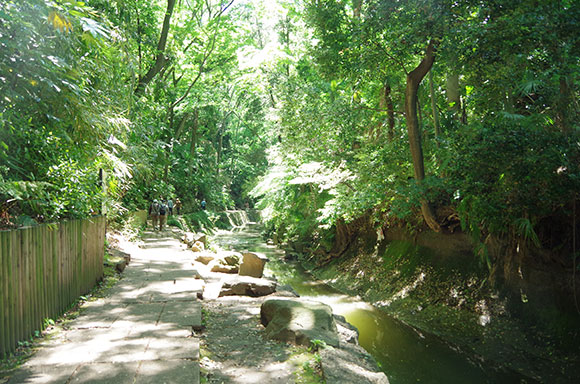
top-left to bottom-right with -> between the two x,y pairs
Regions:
0,216 -> 105,358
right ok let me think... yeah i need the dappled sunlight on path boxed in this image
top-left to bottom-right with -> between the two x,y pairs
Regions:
7,228 -> 202,384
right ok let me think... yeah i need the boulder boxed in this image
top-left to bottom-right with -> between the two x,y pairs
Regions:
194,252 -> 216,265
219,276 -> 277,297
208,251 -> 241,273
191,241 -> 205,252
115,259 -> 127,273
183,232 -> 197,246
210,262 -> 238,274
260,298 -> 339,347
334,314 -> 359,345
195,234 -> 207,246
273,284 -> 300,298
239,252 -> 268,278
216,251 -> 241,266
218,251 -> 242,267
183,233 -> 207,247
320,344 -> 389,384
109,248 -> 131,265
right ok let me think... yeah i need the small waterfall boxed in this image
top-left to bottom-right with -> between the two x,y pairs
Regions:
225,210 -> 250,227
219,210 -> 261,229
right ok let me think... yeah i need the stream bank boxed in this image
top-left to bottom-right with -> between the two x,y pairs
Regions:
177,213 -> 388,384
294,223 -> 580,383
209,221 -> 522,383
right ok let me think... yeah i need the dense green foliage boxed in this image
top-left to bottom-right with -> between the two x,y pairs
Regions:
1,0 -> 579,271
252,0 -> 580,268
2,2 -> 579,379
1,0 -> 272,227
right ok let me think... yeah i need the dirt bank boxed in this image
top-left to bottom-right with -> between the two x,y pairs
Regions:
301,226 -> 580,383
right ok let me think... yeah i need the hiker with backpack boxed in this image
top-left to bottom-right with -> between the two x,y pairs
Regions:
158,199 -> 168,231
148,199 -> 160,231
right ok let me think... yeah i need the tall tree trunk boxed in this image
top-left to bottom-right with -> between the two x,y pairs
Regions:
429,69 -> 440,148
380,82 -> 395,142
446,73 -> 461,119
175,111 -> 189,140
135,0 -> 176,95
557,75 -> 572,134
418,91 -> 424,142
190,108 -> 199,156
136,5 -> 142,77
163,104 -> 175,183
216,130 -> 223,175
405,41 -> 441,232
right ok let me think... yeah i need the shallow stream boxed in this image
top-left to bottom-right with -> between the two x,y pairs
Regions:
211,224 -> 530,384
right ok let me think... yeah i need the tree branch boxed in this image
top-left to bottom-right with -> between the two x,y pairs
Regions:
135,0 -> 177,95
170,0 -> 234,109
408,40 -> 436,87
374,41 -> 408,75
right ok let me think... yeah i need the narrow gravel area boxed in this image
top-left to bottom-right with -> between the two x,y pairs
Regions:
199,296 -> 307,384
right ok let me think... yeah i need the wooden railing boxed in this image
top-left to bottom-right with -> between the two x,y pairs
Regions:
0,216 -> 105,357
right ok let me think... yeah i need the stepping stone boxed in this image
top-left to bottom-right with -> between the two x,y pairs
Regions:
110,303 -> 165,328
70,302 -> 128,329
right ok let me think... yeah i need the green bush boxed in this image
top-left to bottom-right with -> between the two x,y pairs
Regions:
445,117 -> 580,240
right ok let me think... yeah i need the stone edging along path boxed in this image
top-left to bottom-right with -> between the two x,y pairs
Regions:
5,227 -> 387,384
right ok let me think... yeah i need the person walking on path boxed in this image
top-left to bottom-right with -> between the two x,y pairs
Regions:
175,198 -> 182,215
201,199 -> 206,210
167,198 -> 174,216
159,200 -> 168,231
148,199 -> 160,231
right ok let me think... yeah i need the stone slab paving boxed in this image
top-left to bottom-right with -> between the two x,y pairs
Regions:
7,229 -> 201,384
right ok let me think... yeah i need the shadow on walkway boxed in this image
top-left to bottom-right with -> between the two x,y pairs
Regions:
7,228 -> 202,384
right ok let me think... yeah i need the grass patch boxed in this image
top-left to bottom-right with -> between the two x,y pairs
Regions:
290,346 -> 325,384
182,211 -> 217,232
167,215 -> 186,230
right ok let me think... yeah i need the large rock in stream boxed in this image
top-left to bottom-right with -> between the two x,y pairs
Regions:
238,252 -> 268,278
219,275 -> 277,297
260,299 -> 389,383
260,298 -> 339,347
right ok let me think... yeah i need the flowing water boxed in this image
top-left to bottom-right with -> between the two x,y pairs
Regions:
211,222 -> 531,384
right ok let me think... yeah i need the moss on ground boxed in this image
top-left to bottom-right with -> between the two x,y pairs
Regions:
290,349 -> 325,384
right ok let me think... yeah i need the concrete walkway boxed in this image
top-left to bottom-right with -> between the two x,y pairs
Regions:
8,229 -> 202,384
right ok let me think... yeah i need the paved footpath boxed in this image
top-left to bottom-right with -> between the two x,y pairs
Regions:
8,229 -> 202,384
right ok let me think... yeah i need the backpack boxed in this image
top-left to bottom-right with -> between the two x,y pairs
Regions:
150,202 -> 160,215
159,204 -> 166,215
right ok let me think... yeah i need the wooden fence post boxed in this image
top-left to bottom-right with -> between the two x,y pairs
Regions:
0,218 -> 105,356
0,231 -> 7,357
